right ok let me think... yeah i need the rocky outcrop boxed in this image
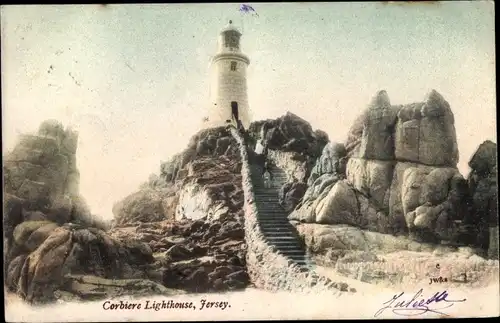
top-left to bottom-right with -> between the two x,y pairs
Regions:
248,112 -> 329,159
3,120 -> 108,249
289,142 -> 349,224
467,140 -> 498,259
297,223 -> 499,288
3,120 -> 109,268
112,187 -> 178,225
108,216 -> 248,293
278,181 -> 308,213
6,222 -> 159,303
113,126 -> 242,225
246,112 -> 329,214
110,125 -> 250,293
291,90 -> 473,246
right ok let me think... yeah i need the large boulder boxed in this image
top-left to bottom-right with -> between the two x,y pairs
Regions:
112,188 -> 175,226
467,141 -> 498,258
248,112 -> 329,159
3,120 -> 89,226
314,180 -> 359,225
3,194 -> 25,250
346,158 -> 394,211
307,142 -> 347,186
356,90 -> 399,160
394,90 -> 459,167
8,222 -> 158,304
292,90 -> 474,247
279,181 -> 308,212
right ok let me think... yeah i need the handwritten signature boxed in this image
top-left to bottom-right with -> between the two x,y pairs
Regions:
374,289 -> 467,317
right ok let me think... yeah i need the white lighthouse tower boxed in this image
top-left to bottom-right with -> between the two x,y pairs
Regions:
204,20 -> 251,129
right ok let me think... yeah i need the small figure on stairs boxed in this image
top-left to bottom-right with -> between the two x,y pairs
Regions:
263,166 -> 272,189
262,160 -> 273,188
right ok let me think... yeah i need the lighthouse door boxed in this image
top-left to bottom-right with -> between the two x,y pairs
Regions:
231,101 -> 239,123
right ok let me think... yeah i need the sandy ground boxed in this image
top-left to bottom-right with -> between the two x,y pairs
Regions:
5,276 -> 500,321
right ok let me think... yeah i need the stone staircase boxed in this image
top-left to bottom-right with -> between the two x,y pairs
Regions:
250,163 -> 315,270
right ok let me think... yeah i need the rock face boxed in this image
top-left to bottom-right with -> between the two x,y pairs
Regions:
290,142 -> 348,224
247,112 -> 329,211
248,112 -> 329,159
113,126 -> 243,225
6,223 -> 159,303
111,125 -> 249,293
467,140 -> 498,259
3,120 -> 172,304
3,120 -> 109,254
291,90 -> 475,246
297,223 -> 499,288
109,217 -> 248,293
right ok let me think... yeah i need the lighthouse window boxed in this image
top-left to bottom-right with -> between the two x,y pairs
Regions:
230,61 -> 237,71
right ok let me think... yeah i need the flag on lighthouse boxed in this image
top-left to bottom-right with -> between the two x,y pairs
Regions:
239,4 -> 259,17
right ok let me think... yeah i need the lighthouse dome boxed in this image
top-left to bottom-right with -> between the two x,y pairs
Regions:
220,20 -> 241,35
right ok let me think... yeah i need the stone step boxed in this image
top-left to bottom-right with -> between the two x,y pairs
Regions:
259,220 -> 289,223
266,243 -> 303,249
277,250 -> 307,256
258,215 -> 289,219
256,210 -> 286,214
262,226 -> 295,230
264,233 -> 300,238
270,246 -> 304,252
258,219 -> 289,223
260,226 -> 295,231
261,226 -> 295,231
260,226 -> 294,231
264,235 -> 298,240
255,206 -> 286,209
265,238 -> 302,244
258,217 -> 290,221
262,231 -> 292,236
258,215 -> 287,218
258,220 -> 290,224
256,205 -> 284,208
265,240 -> 304,247
255,205 -> 284,208
256,202 -> 284,206
261,228 -> 296,233
273,246 -> 305,252
264,235 -> 300,240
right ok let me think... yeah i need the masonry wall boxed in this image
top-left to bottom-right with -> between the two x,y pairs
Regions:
209,59 -> 251,129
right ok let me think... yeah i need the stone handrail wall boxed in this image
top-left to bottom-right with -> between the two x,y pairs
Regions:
230,128 -> 346,293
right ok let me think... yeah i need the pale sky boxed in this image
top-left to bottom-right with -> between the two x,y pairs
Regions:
1,2 -> 496,219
